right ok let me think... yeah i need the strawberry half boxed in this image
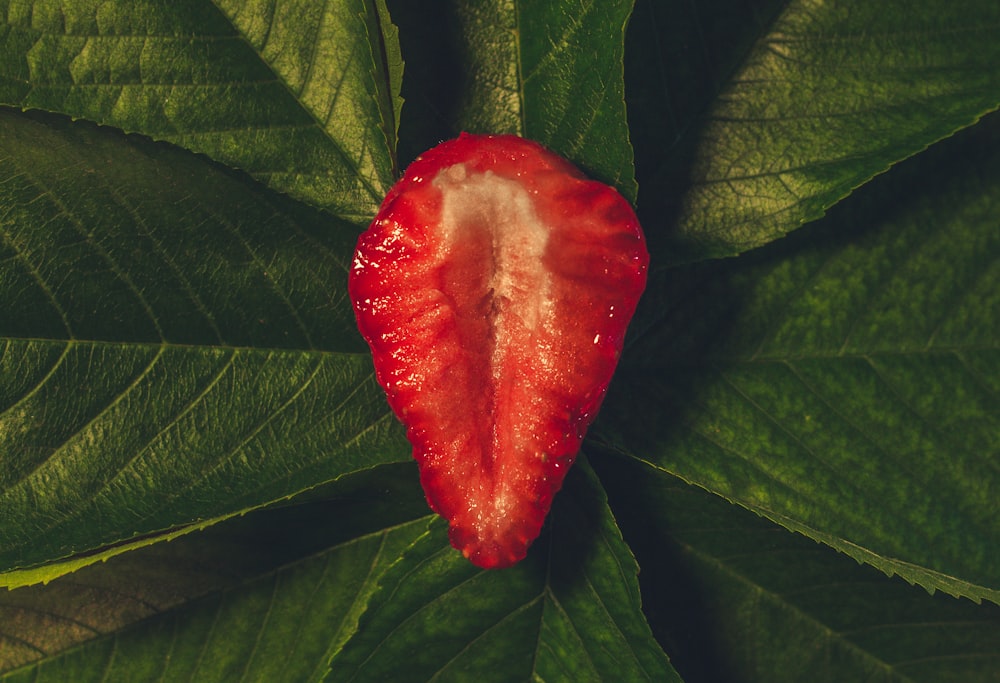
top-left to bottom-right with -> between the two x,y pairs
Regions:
349,133 -> 648,569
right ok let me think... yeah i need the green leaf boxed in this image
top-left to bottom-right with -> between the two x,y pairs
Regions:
625,0 -> 786,262
388,0 -> 637,199
371,0 -> 405,169
518,0 -> 637,199
0,465 -> 432,680
0,0 -> 401,220
330,460 -> 679,682
628,0 -> 1000,260
596,456 -> 1000,683
597,116 -> 1000,602
0,110 -> 409,579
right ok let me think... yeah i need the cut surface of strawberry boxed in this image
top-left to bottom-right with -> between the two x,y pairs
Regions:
349,133 -> 648,569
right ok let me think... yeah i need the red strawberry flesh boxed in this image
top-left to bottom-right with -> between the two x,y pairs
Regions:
350,134 -> 648,569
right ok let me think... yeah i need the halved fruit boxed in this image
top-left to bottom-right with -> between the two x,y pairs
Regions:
350,133 -> 648,568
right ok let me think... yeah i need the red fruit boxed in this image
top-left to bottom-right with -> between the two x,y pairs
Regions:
349,133 -> 648,569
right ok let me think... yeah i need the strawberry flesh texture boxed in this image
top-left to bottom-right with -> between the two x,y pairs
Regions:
350,134 -> 648,569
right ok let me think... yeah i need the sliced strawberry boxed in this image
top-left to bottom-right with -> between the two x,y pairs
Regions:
350,133 -> 648,568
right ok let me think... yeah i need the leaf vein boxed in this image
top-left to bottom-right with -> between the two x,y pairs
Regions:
198,204 -> 314,349
14,158 -> 165,340
237,572 -> 281,682
0,342 -> 70,421
144,352 -> 329,518
428,596 -> 544,682
102,181 -> 226,345
1,344 -> 166,509
24,349 -> 240,544
0,222 -> 73,337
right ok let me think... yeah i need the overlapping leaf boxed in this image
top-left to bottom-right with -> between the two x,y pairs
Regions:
597,115 -> 1000,602
0,0 -> 400,220
628,0 -> 1000,260
596,457 -> 1000,683
330,460 -> 678,682
0,465 -> 432,680
0,110 -> 409,581
388,0 -> 636,199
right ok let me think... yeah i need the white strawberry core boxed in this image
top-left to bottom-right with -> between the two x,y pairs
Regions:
433,163 -> 551,361
432,162 -> 553,541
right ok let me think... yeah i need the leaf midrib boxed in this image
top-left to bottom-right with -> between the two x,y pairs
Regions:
627,346 -> 998,370
208,0 -> 387,206
0,337 -> 368,356
670,539 -> 920,682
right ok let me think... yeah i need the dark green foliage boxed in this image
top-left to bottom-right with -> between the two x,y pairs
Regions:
0,1 -> 997,680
